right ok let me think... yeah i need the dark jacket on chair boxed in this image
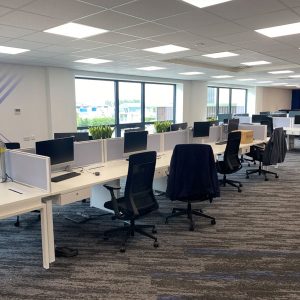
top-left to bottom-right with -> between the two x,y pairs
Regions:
166,144 -> 220,201
263,127 -> 287,166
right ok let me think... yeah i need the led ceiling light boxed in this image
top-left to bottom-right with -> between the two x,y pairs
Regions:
256,22 -> 300,38
211,75 -> 234,78
182,0 -> 233,9
179,72 -> 204,75
143,44 -> 189,54
202,51 -> 239,58
44,22 -> 108,38
136,66 -> 166,71
241,61 -> 271,66
268,70 -> 294,74
237,78 -> 255,81
257,81 -> 273,83
74,58 -> 112,64
271,83 -> 288,85
289,75 -> 300,78
0,46 -> 29,54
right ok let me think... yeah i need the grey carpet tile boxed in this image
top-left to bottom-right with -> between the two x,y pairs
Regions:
0,152 -> 300,300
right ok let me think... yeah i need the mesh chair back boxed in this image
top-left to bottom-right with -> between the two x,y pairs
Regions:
124,151 -> 158,216
224,131 -> 242,170
5,142 -> 20,150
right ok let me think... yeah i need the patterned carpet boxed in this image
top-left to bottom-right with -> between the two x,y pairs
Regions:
0,151 -> 299,300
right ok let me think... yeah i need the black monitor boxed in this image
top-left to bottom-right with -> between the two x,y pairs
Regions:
124,131 -> 148,154
260,111 -> 270,115
295,115 -> 300,124
36,137 -> 74,165
252,114 -> 268,123
54,132 -> 89,142
228,118 -> 240,133
193,121 -> 211,137
271,113 -> 287,117
261,117 -> 273,137
218,113 -> 232,123
170,122 -> 188,131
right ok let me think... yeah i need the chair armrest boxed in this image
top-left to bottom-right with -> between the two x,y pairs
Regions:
103,184 -> 121,191
103,184 -> 123,218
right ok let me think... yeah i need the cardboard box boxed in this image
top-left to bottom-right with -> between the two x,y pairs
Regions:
237,130 -> 254,144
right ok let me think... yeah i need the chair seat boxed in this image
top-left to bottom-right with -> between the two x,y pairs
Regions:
104,197 -> 129,214
216,161 -> 241,175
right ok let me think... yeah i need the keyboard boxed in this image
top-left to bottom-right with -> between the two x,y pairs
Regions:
215,140 -> 228,145
51,172 -> 81,182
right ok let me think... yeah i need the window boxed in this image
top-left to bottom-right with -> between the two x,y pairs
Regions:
207,86 -> 247,118
75,78 -> 176,136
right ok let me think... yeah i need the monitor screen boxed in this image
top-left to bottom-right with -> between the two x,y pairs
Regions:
124,131 -> 148,154
271,113 -> 287,117
289,111 -> 300,117
260,111 -> 270,115
252,114 -> 269,123
170,122 -> 188,131
218,114 -> 232,123
228,118 -> 239,133
295,115 -> 300,124
261,117 -> 273,137
36,137 -> 74,165
54,132 -> 89,142
193,121 -> 211,137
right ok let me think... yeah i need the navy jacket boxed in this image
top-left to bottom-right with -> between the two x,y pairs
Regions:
166,144 -> 220,201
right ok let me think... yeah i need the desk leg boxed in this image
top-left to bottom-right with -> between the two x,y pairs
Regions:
45,200 -> 55,263
40,204 -> 49,269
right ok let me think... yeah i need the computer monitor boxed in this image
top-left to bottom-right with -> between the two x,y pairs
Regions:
260,111 -> 270,115
218,114 -> 232,123
261,117 -> 273,137
124,130 -> 148,155
193,121 -> 211,138
36,137 -> 74,166
271,113 -> 287,117
170,122 -> 188,131
289,111 -> 300,117
234,113 -> 249,117
228,118 -> 239,133
54,132 -> 89,142
252,114 -> 268,123
295,115 -> 300,124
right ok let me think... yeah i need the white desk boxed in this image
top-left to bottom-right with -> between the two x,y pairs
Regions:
0,182 -> 53,269
284,127 -> 300,150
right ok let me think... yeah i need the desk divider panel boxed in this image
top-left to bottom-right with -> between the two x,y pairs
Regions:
163,130 -> 188,152
237,116 -> 251,124
272,117 -> 293,128
239,124 -> 267,140
5,150 -> 51,192
147,134 -> 161,152
72,140 -> 103,167
105,137 -> 124,161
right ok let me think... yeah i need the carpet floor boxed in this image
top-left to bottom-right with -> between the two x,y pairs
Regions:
0,151 -> 299,300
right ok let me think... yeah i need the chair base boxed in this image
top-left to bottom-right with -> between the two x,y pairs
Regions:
246,165 -> 278,181
103,220 -> 158,252
219,175 -> 242,192
165,203 -> 216,231
65,212 -> 112,224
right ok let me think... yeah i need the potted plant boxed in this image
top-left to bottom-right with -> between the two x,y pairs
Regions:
154,121 -> 172,133
89,125 -> 115,140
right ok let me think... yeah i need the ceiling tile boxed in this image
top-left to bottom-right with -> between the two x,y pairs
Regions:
73,44 -> 134,57
86,32 -> 138,44
76,0 -> 135,9
280,0 -> 300,8
119,38 -> 164,49
77,10 -> 144,30
21,0 -> 105,21
22,32 -> 73,44
0,0 -> 33,9
0,10 -> 62,30
0,5 -> 11,15
113,0 -> 193,21
2,39 -> 48,49
0,24 -> 34,38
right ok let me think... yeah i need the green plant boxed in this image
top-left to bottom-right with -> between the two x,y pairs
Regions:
154,121 -> 172,133
89,125 -> 115,140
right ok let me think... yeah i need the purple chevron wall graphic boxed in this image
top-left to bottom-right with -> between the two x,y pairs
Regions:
0,72 -> 22,104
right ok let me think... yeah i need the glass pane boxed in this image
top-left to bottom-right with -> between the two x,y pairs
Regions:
231,89 -> 246,114
119,82 -> 142,124
218,88 -> 230,114
207,87 -> 217,118
145,83 -> 174,122
75,79 -> 115,127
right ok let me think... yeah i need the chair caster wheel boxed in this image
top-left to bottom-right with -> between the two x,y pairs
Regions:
14,221 -> 20,227
275,175 -> 279,178
165,219 -> 168,225
120,247 -> 126,253
238,188 -> 242,192
265,178 -> 269,181
239,183 -> 243,187
152,228 -> 157,234
211,219 -> 216,225
103,236 -> 109,241
189,226 -> 195,231
246,175 -> 249,179
153,241 -> 159,248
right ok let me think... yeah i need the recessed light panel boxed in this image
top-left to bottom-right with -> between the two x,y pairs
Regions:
182,0 -> 233,8
257,81 -> 273,84
143,44 -> 189,54
136,66 -> 166,71
268,70 -> 294,74
179,72 -> 204,75
256,22 -> 300,38
241,61 -> 271,66
211,75 -> 234,78
289,75 -> 300,78
74,58 -> 112,64
237,78 -> 255,81
271,83 -> 288,85
202,51 -> 239,58
44,22 -> 108,38
0,46 -> 29,54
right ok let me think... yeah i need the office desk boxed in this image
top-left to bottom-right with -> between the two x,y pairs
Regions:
284,127 -> 300,150
0,182 -> 52,269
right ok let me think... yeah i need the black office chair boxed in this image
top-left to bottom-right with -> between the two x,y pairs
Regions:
165,144 -> 219,231
261,117 -> 273,138
246,127 -> 287,181
216,131 -> 243,192
103,151 -> 159,252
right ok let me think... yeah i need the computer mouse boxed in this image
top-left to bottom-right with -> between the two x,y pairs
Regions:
94,171 -> 100,176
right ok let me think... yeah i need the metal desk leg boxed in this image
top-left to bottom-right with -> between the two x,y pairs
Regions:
44,199 -> 55,263
40,204 -> 50,269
